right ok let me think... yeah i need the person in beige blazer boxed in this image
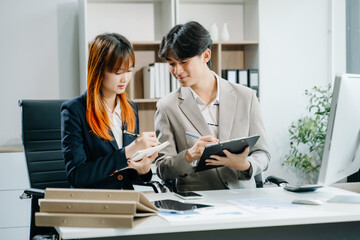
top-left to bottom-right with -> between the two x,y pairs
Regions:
155,21 -> 270,192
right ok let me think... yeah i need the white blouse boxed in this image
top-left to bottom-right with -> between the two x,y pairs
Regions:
104,99 -> 123,149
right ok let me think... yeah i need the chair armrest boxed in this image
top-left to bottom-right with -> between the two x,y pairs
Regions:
20,188 -> 45,199
135,181 -> 169,193
264,175 -> 289,187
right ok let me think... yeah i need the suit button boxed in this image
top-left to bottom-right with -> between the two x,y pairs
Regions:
224,182 -> 228,186
117,175 -> 123,181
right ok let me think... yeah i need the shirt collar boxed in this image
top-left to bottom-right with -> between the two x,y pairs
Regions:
104,97 -> 121,117
189,71 -> 220,106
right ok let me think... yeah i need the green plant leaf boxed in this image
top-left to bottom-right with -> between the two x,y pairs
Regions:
282,83 -> 333,176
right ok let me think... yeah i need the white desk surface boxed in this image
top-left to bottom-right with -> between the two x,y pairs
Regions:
56,186 -> 360,239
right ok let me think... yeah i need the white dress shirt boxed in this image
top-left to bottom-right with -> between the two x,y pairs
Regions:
188,73 -> 220,166
104,99 -> 123,149
189,72 -> 220,139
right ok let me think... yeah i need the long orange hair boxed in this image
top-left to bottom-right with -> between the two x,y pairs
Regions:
86,33 -> 136,141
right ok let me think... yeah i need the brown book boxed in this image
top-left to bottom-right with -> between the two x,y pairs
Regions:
35,212 -> 150,228
44,188 -> 156,208
39,199 -> 157,215
35,188 -> 158,228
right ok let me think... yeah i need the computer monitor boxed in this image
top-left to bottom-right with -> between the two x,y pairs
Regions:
317,73 -> 360,185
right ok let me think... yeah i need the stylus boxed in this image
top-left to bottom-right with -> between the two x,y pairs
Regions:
186,132 -> 201,139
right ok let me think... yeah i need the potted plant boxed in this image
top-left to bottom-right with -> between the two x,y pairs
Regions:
283,84 -> 333,184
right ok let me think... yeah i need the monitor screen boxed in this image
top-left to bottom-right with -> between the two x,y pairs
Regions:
318,74 -> 360,185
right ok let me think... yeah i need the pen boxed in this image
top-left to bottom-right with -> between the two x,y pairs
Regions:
123,130 -> 140,137
185,132 -> 201,139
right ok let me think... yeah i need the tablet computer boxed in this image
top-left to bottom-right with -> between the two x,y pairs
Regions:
194,135 -> 260,172
284,184 -> 323,192
152,199 -> 212,213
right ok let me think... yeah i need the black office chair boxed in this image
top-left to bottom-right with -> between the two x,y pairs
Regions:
19,99 -> 69,240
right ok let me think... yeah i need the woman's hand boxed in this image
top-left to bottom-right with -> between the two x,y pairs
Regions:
127,151 -> 158,175
185,136 -> 219,163
205,146 -> 251,171
125,132 -> 159,159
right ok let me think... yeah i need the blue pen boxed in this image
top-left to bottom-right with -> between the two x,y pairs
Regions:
185,132 -> 201,139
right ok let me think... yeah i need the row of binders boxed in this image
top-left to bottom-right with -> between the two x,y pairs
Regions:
143,63 -> 180,99
143,65 -> 259,99
222,69 -> 259,97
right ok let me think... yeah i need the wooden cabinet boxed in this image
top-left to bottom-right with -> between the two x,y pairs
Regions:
79,0 -> 259,132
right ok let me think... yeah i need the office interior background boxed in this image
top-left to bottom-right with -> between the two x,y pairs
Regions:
0,0 -> 359,239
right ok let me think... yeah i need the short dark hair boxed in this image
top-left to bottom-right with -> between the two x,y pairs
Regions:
158,21 -> 212,68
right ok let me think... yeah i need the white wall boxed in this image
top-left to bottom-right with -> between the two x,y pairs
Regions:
331,0 -> 346,80
0,0 -> 79,147
178,3 -> 244,41
87,3 -> 155,42
259,0 -> 346,184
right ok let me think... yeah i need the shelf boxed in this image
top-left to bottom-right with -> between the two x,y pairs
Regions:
133,99 -> 159,103
217,41 -> 259,45
132,41 -> 161,45
0,145 -> 23,153
180,0 -> 244,4
88,0 -> 168,3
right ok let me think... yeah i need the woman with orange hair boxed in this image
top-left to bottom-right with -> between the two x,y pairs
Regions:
61,33 -> 159,189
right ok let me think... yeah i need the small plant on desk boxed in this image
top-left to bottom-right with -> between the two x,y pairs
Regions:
283,84 -> 332,183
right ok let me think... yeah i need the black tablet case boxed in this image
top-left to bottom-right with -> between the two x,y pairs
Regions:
194,135 -> 260,173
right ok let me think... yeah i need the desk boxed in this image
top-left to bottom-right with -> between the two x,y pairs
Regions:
56,186 -> 360,240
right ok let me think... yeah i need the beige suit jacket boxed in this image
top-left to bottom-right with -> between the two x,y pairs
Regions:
154,76 -> 270,192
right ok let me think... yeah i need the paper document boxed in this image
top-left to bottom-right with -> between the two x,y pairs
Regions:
130,141 -> 169,161
158,206 -> 254,223
228,198 -> 305,213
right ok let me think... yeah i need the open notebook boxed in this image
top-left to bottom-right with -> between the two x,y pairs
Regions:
130,141 -> 170,161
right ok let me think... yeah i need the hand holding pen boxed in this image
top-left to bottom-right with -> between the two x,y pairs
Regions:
185,132 -> 218,163
124,131 -> 159,160
123,129 -> 140,137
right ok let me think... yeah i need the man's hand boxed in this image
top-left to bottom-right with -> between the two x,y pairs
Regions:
205,146 -> 251,171
185,136 -> 218,163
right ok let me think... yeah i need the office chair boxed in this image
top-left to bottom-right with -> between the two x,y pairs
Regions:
19,99 -> 69,240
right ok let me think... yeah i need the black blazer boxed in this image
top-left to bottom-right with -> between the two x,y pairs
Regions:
61,92 -> 151,189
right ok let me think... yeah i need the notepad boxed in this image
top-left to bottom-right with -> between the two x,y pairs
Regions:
194,135 -> 260,172
130,141 -> 170,161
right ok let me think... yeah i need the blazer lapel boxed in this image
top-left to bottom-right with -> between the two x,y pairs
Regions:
179,87 -> 212,137
109,131 -> 119,150
218,79 -> 237,141
122,124 -> 136,147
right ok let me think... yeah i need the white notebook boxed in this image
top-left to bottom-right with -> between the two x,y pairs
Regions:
130,141 -> 170,161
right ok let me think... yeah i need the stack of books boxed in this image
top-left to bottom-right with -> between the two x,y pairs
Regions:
143,63 -> 180,99
35,188 -> 158,228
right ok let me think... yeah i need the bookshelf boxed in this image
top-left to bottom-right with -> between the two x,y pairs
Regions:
79,0 -> 259,132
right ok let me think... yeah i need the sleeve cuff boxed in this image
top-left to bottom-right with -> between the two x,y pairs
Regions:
139,169 -> 153,182
239,162 -> 253,180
